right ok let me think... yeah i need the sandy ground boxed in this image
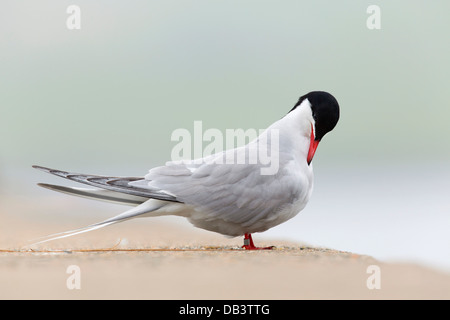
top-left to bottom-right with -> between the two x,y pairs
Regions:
1,196 -> 450,300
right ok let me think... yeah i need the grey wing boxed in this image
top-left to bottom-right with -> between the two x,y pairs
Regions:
37,183 -> 149,206
138,159 -> 301,228
32,165 -> 182,203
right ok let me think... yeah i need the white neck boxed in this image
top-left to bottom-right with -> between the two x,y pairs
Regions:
267,99 -> 314,160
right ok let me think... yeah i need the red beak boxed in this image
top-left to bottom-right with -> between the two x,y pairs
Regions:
307,124 -> 319,165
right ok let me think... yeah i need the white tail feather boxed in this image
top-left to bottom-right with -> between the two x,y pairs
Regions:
30,199 -> 166,246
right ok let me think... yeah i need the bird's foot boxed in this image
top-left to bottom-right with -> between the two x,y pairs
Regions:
242,233 -> 275,250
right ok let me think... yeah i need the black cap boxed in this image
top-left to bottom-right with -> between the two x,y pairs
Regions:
290,91 -> 340,141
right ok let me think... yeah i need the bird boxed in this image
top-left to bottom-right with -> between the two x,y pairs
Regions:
33,91 -> 340,250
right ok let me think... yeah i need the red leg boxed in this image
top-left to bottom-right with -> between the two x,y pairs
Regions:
242,233 -> 274,250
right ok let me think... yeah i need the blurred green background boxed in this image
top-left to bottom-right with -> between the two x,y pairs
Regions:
1,1 -> 449,269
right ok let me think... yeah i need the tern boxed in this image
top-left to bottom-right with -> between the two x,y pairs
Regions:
33,91 -> 339,249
